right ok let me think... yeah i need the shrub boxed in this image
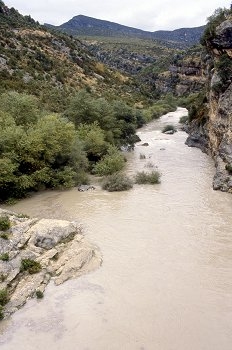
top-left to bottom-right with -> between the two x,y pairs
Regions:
0,305 -> 4,320
0,289 -> 8,306
93,146 -> 125,176
36,290 -> 44,299
162,125 -> 177,133
0,233 -> 9,240
0,253 -> 9,261
0,216 -> 10,231
17,213 -> 30,219
20,259 -> 42,274
179,115 -> 189,124
226,163 -> 232,174
102,173 -> 133,192
134,171 -> 161,184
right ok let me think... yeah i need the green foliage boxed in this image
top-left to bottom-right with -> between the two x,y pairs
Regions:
0,289 -> 8,306
0,216 -> 10,231
0,91 -> 40,126
201,8 -> 231,46
162,124 -> 177,133
65,91 -> 144,147
77,122 -> 109,161
0,253 -> 9,261
179,115 -> 189,124
0,97 -> 89,201
36,290 -> 44,299
213,54 -> 232,93
143,95 -> 178,122
0,233 -> 9,240
102,173 -> 133,191
226,164 -> 232,174
0,305 -> 4,320
183,91 -> 208,122
134,170 -> 161,184
20,259 -> 42,274
93,146 -> 125,176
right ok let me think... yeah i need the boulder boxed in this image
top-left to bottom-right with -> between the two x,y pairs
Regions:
0,210 -> 102,318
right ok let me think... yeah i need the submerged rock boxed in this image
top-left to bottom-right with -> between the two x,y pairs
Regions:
77,185 -> 95,192
0,208 -> 102,318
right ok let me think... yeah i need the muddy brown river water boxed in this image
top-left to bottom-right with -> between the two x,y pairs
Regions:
1,108 -> 232,350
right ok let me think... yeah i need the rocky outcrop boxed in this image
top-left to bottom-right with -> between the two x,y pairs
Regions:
0,208 -> 102,318
186,14 -> 232,192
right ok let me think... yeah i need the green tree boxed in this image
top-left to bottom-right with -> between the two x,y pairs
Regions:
93,145 -> 125,176
77,122 -> 109,161
0,91 -> 40,125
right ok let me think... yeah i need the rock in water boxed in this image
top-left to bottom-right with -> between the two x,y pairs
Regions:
0,208 -> 102,318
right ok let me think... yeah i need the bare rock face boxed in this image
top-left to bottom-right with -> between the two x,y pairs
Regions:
0,209 -> 102,318
212,19 -> 232,49
186,17 -> 232,192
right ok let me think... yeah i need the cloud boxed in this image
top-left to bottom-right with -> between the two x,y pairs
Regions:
4,0 -> 232,30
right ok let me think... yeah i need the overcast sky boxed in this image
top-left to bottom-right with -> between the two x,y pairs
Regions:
4,0 -> 232,31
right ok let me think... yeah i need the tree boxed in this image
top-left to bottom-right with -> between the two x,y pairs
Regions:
77,122 -> 109,161
0,91 -> 40,125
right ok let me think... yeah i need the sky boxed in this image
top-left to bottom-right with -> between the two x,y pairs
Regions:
4,0 -> 232,31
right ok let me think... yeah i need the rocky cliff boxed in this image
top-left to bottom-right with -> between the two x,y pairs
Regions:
186,9 -> 232,192
0,208 -> 102,319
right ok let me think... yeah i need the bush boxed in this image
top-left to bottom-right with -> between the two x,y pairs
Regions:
134,171 -> 161,184
179,115 -> 189,124
0,233 -> 9,240
226,163 -> 232,174
0,216 -> 10,231
0,289 -> 8,306
93,146 -> 125,176
0,305 -> 4,320
0,253 -> 9,261
102,173 -> 133,192
20,259 -> 42,274
162,125 -> 177,133
36,290 -> 44,299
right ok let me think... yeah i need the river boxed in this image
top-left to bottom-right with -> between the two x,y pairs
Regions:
1,108 -> 232,350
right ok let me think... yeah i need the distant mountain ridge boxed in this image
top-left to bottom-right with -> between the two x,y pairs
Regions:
46,15 -> 205,47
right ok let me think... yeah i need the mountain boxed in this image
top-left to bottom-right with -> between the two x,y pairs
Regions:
46,15 -> 205,48
152,26 -> 205,45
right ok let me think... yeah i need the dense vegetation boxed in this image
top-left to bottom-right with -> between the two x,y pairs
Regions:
0,0 -> 206,202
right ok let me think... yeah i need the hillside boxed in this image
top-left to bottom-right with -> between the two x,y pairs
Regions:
47,15 -> 205,48
0,2 -> 147,111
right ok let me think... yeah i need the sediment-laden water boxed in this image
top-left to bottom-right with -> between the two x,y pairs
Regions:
1,108 -> 232,350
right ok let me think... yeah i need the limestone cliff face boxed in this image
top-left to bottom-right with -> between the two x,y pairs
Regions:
186,16 -> 232,192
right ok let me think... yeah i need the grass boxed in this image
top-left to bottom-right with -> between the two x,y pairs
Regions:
20,259 -> 42,274
102,173 -> 133,192
0,216 -> 10,231
134,171 -> 161,184
0,253 -> 9,261
0,289 -> 8,306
